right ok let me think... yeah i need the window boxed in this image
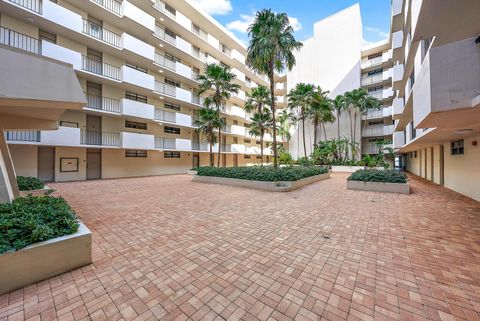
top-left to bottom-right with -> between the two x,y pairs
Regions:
367,68 -> 383,76
368,86 -> 383,93
39,30 -> 56,44
164,151 -> 180,158
165,3 -> 176,16
60,121 -> 78,128
125,121 -> 147,130
244,155 -> 251,159
164,103 -> 181,111
367,53 -> 382,60
256,140 -> 261,145
451,140 -> 464,155
244,138 -> 251,144
165,28 -> 176,39
125,92 -> 148,103
125,150 -> 147,157
165,78 -> 180,87
233,120 -> 238,125
126,63 -> 148,73
410,122 -> 416,140
164,126 -> 180,134
165,53 -> 180,63
369,120 -> 384,126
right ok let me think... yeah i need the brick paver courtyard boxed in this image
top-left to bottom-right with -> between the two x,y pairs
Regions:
1,173 -> 480,321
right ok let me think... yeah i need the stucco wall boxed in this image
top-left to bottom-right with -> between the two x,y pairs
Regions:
9,144 -> 37,177
55,147 -> 87,182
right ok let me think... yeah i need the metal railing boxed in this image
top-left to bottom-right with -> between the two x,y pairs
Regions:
362,126 -> 385,137
191,26 -> 208,41
363,108 -> 383,119
80,130 -> 121,146
192,142 -> 208,151
0,27 -> 40,54
361,73 -> 383,86
362,56 -> 383,68
154,25 -> 175,45
81,56 -> 121,80
192,93 -> 205,105
91,0 -> 123,15
362,144 -> 381,154
191,48 -> 207,63
85,93 -> 121,113
155,81 -> 176,96
368,91 -> 383,100
221,144 -> 232,152
5,130 -> 40,142
82,19 -> 122,48
155,109 -> 176,123
154,53 -> 176,70
155,137 -> 175,149
8,0 -> 42,13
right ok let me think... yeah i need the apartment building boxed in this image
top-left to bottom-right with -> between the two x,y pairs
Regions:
287,4 -> 396,160
391,0 -> 480,201
0,0 -> 287,181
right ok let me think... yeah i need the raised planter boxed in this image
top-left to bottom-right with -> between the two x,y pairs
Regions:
347,180 -> 410,194
0,222 -> 92,295
192,172 -> 330,192
331,166 -> 365,173
187,170 -> 197,176
19,186 -> 52,197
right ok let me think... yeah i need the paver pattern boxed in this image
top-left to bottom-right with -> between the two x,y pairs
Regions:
1,173 -> 480,321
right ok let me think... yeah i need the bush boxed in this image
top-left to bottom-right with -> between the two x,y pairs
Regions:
348,169 -> 407,184
295,157 -> 313,166
196,166 -> 328,182
278,152 -> 293,165
0,195 -> 79,254
17,176 -> 44,191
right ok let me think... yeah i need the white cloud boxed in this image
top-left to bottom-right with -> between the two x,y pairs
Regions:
189,0 -> 232,15
226,14 -> 302,34
365,26 -> 389,38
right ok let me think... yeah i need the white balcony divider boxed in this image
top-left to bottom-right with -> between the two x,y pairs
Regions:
175,138 -> 192,151
8,0 -> 41,13
155,137 -> 175,149
121,132 -> 154,149
86,93 -> 121,113
91,0 -> 122,15
121,99 -> 155,120
5,130 -> 40,142
41,127 -> 81,146
81,56 -> 121,80
0,27 -> 40,54
81,130 -> 121,146
122,66 -> 154,90
82,19 -> 121,48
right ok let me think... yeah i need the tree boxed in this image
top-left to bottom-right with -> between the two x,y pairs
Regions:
197,63 -> 240,167
194,100 -> 223,167
247,9 -> 303,168
277,109 -> 292,144
287,83 -> 315,159
244,85 -> 271,115
309,87 -> 334,146
331,95 -> 346,138
248,111 -> 273,164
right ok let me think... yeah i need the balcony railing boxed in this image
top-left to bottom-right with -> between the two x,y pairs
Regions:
362,126 -> 387,137
8,0 -> 42,13
155,109 -> 176,123
192,93 -> 205,106
362,56 -> 383,68
221,144 -> 232,152
363,108 -> 383,119
191,47 -> 207,63
155,81 -> 176,96
91,0 -> 123,16
80,130 -> 121,146
154,53 -> 176,70
153,0 -> 175,19
81,56 -> 121,80
361,73 -> 383,86
222,125 -> 231,133
5,130 -> 40,142
368,91 -> 383,100
82,19 -> 122,48
154,25 -> 175,45
0,27 -> 40,54
155,137 -> 175,149
362,143 -> 381,154
192,142 -> 208,151
85,93 -> 121,113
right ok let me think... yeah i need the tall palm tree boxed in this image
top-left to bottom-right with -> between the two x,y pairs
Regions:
308,87 -> 332,146
287,83 -> 315,159
248,111 -> 273,164
277,109 -> 292,145
244,85 -> 271,115
331,95 -> 346,138
194,101 -> 222,166
197,63 -> 240,167
247,9 -> 303,168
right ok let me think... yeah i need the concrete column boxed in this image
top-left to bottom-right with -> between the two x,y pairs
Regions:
0,131 -> 20,202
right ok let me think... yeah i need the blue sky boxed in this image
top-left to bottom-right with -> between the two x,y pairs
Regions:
190,0 -> 391,46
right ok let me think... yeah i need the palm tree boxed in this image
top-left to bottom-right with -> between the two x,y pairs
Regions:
197,63 -> 240,167
247,9 -> 303,168
309,87 -> 333,146
331,95 -> 346,138
248,111 -> 273,164
277,109 -> 292,145
244,85 -> 271,115
194,101 -> 223,166
287,83 -> 315,159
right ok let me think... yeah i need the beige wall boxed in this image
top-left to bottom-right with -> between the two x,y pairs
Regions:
55,147 -> 87,182
9,145 -> 37,177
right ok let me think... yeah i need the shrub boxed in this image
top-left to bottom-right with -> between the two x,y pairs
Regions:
278,152 -> 293,165
17,176 -> 44,191
0,195 -> 79,254
196,166 -> 328,182
295,157 -> 313,167
348,169 -> 407,184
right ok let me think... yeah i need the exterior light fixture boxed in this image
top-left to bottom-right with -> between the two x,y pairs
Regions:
454,129 -> 473,134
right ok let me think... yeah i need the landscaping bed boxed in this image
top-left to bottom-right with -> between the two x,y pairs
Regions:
0,195 -> 92,294
347,169 -> 409,194
17,176 -> 51,196
193,166 -> 330,191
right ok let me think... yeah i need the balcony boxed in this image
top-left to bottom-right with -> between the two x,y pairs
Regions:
393,131 -> 405,149
91,0 -> 123,16
231,144 -> 246,154
231,125 -> 245,136
85,94 -> 122,113
7,0 -> 42,13
121,99 -> 155,120
122,33 -> 154,61
5,130 -> 40,142
82,56 -> 121,80
228,105 -> 246,119
153,0 -> 176,20
122,65 -> 154,90
192,142 -> 208,151
392,98 -> 404,120
121,132 -> 154,149
392,64 -> 404,89
155,109 -> 192,127
368,90 -> 383,100
154,52 -> 176,70
221,144 -> 232,152
154,25 -> 175,45
81,130 -> 121,147
191,93 -> 205,106
361,73 -> 383,86
0,27 -> 40,54
361,56 -> 383,69
82,19 -> 122,48
362,107 -> 392,120
362,125 -> 394,137
155,137 -> 175,149
155,81 -> 176,96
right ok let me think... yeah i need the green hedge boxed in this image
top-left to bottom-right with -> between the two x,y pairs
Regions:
17,176 -> 44,191
196,166 -> 328,182
0,195 -> 79,254
348,169 -> 407,184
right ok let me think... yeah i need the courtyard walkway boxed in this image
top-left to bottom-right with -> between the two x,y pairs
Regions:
1,173 -> 480,321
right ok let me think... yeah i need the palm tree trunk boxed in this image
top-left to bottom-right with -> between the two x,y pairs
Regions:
260,131 -> 264,166
269,68 -> 278,169
348,109 -> 353,160
217,127 -> 221,167
313,120 -> 318,147
323,122 -> 327,141
337,113 -> 341,138
209,137 -> 213,167
353,111 -> 357,159
302,117 -> 307,159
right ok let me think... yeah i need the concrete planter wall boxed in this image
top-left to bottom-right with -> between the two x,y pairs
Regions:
347,180 -> 410,194
0,222 -> 92,295
331,166 -> 386,172
19,186 -> 52,197
192,173 -> 330,192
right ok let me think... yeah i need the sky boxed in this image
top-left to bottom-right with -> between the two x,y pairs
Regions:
189,0 -> 391,46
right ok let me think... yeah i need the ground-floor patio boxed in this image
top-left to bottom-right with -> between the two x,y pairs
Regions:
1,173 -> 480,321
